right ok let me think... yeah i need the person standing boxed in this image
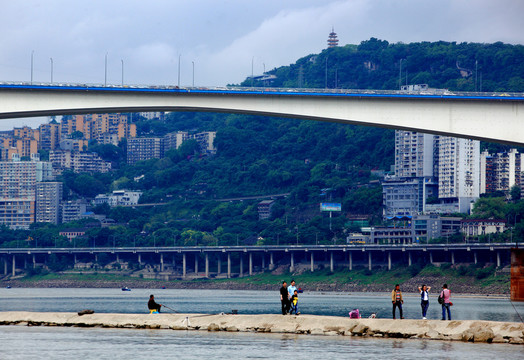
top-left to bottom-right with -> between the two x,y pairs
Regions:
391,284 -> 404,319
287,279 -> 297,304
440,284 -> 452,320
280,281 -> 290,315
418,284 -> 431,319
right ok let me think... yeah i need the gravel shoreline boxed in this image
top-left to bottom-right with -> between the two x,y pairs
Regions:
2,276 -> 510,296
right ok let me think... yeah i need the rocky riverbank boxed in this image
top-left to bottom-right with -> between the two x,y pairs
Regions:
2,274 -> 510,296
0,311 -> 523,344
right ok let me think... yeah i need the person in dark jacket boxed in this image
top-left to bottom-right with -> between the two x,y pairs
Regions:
148,294 -> 162,313
280,281 -> 290,315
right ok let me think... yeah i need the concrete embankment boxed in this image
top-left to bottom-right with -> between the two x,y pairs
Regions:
0,312 -> 523,344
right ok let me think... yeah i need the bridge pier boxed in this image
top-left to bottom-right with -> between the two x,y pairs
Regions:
194,254 -> 199,274
451,251 -> 455,265
429,252 -> 433,264
217,255 -> 221,275
33,254 -> 36,269
474,252 -> 478,264
290,252 -> 294,273
408,252 -> 412,266
240,255 -> 243,277
388,252 -> 392,270
160,254 -> 164,272
497,251 -> 501,267
249,252 -> 253,276
182,253 -> 187,279
368,252 -> 372,271
227,253 -> 231,279
138,254 -> 142,266
4,256 -> 7,275
262,254 -> 265,270
205,253 -> 209,278
310,252 -> 314,272
12,255 -> 16,276
330,252 -> 334,272
349,252 -> 352,271
269,252 -> 274,270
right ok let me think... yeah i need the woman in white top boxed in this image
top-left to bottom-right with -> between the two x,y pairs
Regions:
418,285 -> 431,319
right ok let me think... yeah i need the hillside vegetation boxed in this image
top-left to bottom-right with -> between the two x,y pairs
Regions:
3,39 -> 524,250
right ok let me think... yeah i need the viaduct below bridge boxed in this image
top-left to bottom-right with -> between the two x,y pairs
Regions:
0,244 -> 514,279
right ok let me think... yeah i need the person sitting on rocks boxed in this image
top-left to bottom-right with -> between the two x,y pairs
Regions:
148,294 -> 162,313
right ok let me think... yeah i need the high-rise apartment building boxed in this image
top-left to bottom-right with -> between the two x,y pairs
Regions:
127,137 -> 163,165
480,149 -> 523,194
385,130 -> 480,217
437,136 -> 480,212
0,160 -> 54,229
49,150 -> 111,175
36,182 -> 63,224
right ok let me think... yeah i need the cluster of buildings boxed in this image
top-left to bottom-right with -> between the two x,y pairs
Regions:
0,113 -> 138,174
127,131 -> 216,164
349,130 -> 519,245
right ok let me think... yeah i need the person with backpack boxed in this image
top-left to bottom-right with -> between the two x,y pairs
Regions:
440,284 -> 452,320
418,284 -> 431,319
391,284 -> 404,319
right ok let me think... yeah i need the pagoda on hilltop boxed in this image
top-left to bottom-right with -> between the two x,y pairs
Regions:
327,27 -> 339,48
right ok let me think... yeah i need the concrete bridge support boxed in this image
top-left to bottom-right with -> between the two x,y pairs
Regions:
240,255 -> 244,277
310,252 -> 314,272
33,254 -> 36,269
474,252 -> 478,264
388,252 -> 392,271
205,253 -> 209,278
160,254 -> 164,272
182,253 -> 187,279
217,256 -> 221,275
12,255 -> 15,276
227,253 -> 231,279
3,257 -> 7,275
451,251 -> 455,265
368,252 -> 372,271
290,252 -> 294,273
429,252 -> 433,264
330,252 -> 334,272
408,252 -> 412,266
138,254 -> 142,266
497,251 -> 501,267
269,252 -> 274,270
349,252 -> 353,271
249,253 -> 253,276
194,254 -> 199,274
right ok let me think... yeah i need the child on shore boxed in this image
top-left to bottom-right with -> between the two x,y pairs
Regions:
290,289 -> 300,315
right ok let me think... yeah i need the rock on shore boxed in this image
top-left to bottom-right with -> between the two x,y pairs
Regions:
0,312 -> 522,344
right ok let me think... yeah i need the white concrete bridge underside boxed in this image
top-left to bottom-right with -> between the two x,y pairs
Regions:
0,87 -> 522,145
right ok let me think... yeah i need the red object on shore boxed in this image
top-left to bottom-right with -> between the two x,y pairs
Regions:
511,248 -> 524,301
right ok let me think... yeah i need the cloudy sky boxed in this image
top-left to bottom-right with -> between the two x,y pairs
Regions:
0,0 -> 523,128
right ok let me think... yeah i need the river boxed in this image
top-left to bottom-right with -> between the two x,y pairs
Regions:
1,288 -> 523,359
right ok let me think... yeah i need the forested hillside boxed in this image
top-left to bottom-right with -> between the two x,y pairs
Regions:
244,38 -> 524,92
4,38 -> 524,250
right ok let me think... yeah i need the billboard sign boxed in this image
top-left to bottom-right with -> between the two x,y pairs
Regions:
320,203 -> 342,212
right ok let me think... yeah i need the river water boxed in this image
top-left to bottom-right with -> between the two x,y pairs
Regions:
1,288 -> 523,359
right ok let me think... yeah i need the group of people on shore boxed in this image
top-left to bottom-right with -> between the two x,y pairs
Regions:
392,283 -> 452,320
279,280 -> 300,315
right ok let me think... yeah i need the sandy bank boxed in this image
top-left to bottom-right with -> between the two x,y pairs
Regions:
0,311 -> 523,344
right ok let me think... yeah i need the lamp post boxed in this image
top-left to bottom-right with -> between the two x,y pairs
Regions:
399,59 -> 405,90
192,61 -> 194,87
31,50 -> 34,84
178,54 -> 181,87
325,56 -> 328,89
104,52 -> 108,86
251,56 -> 254,87
50,57 -> 53,83
121,59 -> 124,86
